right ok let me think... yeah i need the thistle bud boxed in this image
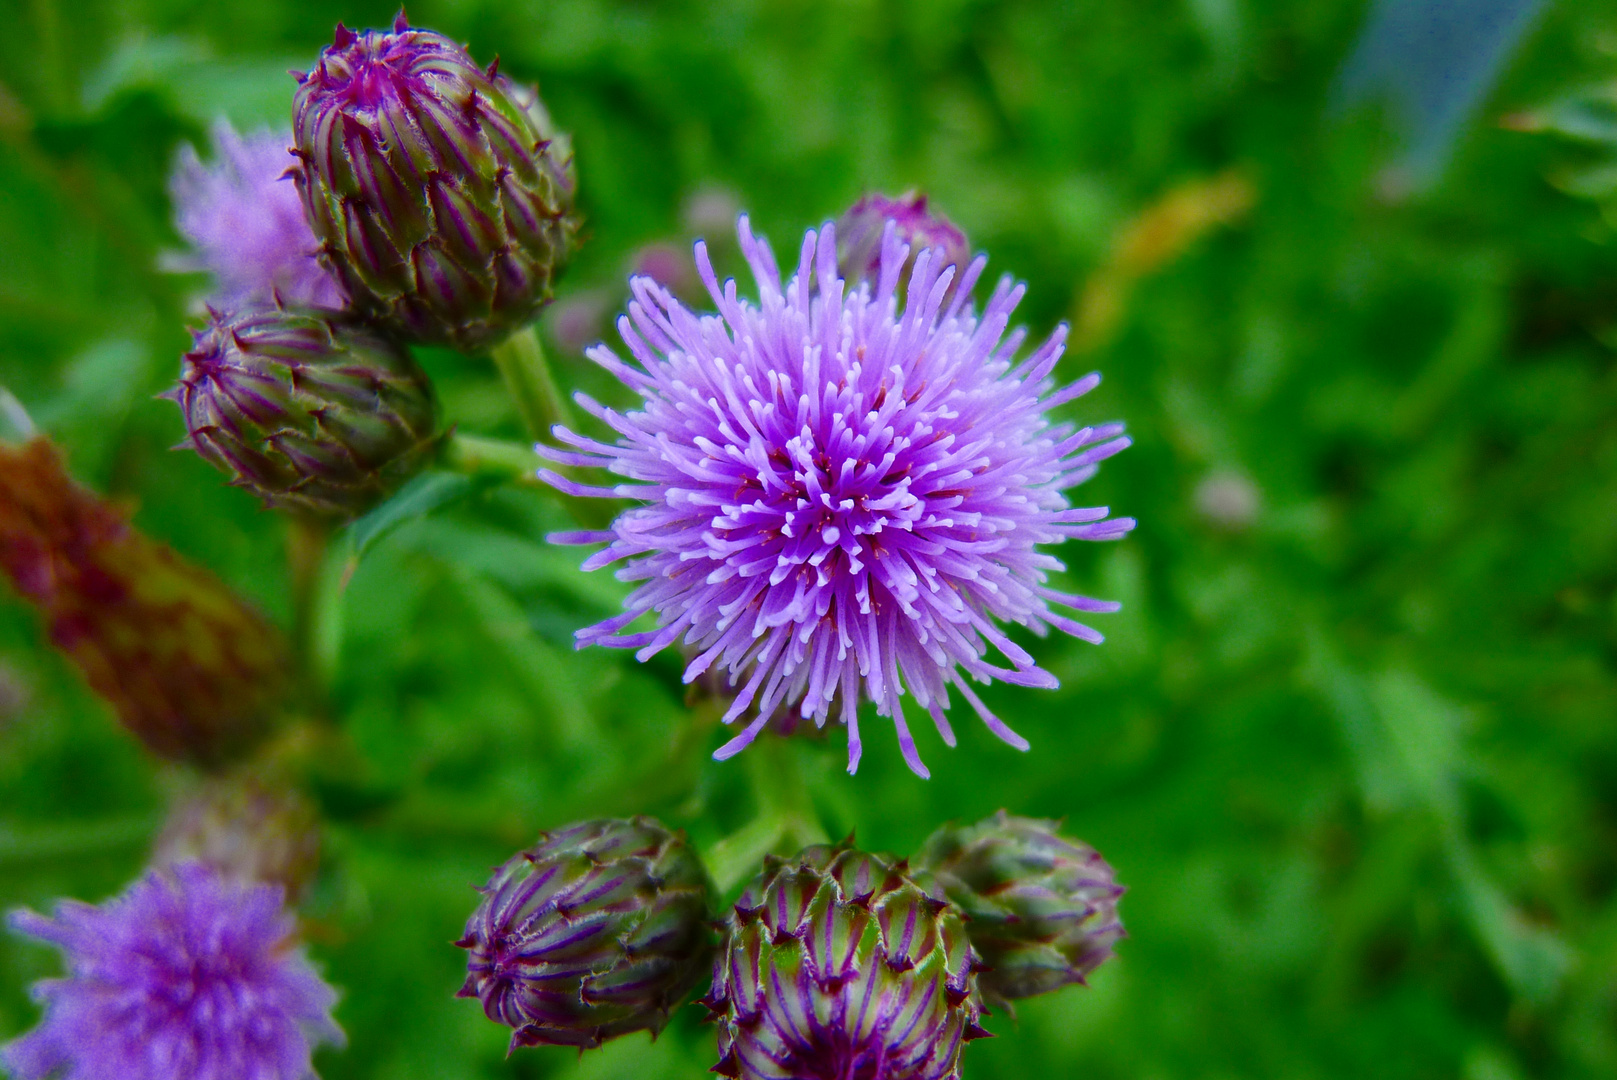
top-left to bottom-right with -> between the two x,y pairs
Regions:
172,304 -> 438,519
706,842 -> 988,1080
836,191 -> 971,293
0,439 -> 290,767
916,811 -> 1124,1009
456,816 -> 714,1051
152,776 -> 322,902
291,14 -> 580,352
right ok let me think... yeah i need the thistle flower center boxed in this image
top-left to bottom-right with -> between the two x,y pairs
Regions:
322,31 -> 427,110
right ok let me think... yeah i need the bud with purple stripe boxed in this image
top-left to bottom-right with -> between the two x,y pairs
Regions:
705,841 -> 989,1080
171,303 -> 438,519
291,14 -> 580,352
456,816 -> 715,1052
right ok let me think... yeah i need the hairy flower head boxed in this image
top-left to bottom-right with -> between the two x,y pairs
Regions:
1,863 -> 342,1080
168,122 -> 344,310
541,218 -> 1133,776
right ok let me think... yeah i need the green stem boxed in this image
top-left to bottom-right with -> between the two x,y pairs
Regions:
490,324 -> 570,442
751,735 -> 828,851
285,515 -> 334,699
442,432 -> 548,483
703,735 -> 829,892
442,431 -> 615,529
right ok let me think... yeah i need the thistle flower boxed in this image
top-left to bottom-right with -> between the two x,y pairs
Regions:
171,303 -> 438,519
541,218 -> 1134,776
168,121 -> 344,310
837,191 -> 970,294
153,777 -> 323,902
705,842 -> 988,1080
1,863 -> 343,1080
456,816 -> 714,1051
291,14 -> 580,352
916,811 -> 1124,1009
0,438 -> 289,766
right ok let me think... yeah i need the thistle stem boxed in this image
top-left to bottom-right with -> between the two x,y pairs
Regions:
285,514 -> 334,696
751,735 -> 828,852
701,736 -> 829,893
490,324 -> 570,442
442,432 -> 548,483
442,432 -> 614,528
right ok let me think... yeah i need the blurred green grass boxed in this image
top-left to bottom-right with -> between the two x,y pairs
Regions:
5,0 -> 1617,1077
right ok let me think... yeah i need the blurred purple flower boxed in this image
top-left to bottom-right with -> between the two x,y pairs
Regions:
2,862 -> 343,1080
541,217 -> 1134,776
168,122 -> 343,310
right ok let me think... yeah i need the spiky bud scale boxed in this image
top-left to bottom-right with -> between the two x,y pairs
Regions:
836,191 -> 970,293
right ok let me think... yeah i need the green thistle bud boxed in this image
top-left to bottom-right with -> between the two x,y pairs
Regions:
291,14 -> 580,352
172,303 -> 438,519
916,811 -> 1124,1009
456,816 -> 715,1051
706,842 -> 988,1080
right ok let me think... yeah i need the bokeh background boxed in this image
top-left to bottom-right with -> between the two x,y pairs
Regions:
4,0 -> 1617,1076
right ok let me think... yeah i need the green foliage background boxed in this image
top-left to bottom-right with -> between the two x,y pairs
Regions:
4,0 -> 1617,1077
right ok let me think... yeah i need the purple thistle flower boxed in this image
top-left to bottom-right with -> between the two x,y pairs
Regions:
539,217 -> 1134,776
168,122 -> 344,311
1,862 -> 343,1080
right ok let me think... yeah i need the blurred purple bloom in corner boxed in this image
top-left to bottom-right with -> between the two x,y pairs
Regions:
2,862 -> 343,1080
167,122 -> 344,310
540,217 -> 1134,777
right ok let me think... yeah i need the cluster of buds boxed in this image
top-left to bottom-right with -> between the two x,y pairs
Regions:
164,12 -> 580,519
457,812 -> 1120,1077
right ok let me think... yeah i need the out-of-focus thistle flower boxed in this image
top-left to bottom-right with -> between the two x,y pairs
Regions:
167,121 -> 345,310
171,303 -> 438,519
0,439 -> 289,766
153,777 -> 323,902
837,192 -> 971,296
916,811 -> 1123,1010
1,863 -> 343,1080
291,14 -> 580,352
704,841 -> 988,1080
456,816 -> 714,1052
541,218 -> 1134,776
